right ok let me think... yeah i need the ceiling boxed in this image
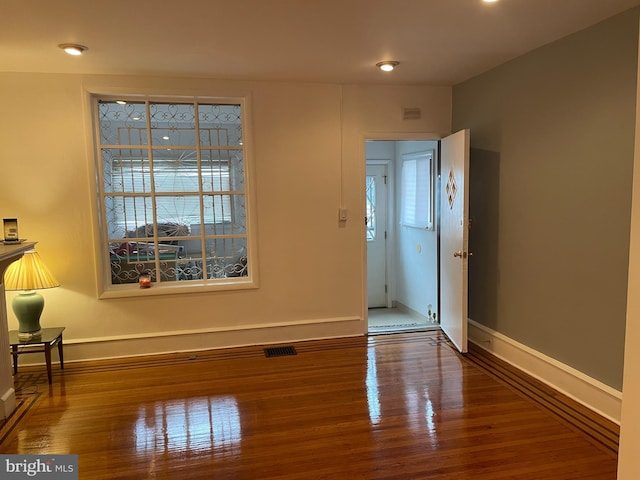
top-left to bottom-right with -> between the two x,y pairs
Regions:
2,0 -> 640,86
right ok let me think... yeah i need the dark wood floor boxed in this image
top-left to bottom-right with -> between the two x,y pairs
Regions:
0,331 -> 618,479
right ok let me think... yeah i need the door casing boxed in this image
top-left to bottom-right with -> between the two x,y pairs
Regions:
362,132 -> 444,334
362,131 -> 469,351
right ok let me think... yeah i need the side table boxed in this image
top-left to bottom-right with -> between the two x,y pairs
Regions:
9,327 -> 65,384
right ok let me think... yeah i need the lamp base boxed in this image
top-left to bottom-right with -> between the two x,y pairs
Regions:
17,329 -> 42,341
12,291 -> 45,340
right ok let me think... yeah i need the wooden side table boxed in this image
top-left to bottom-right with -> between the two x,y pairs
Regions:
9,327 -> 65,384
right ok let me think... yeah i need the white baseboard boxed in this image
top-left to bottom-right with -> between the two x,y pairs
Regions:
394,301 -> 429,322
468,319 -> 622,424
22,316 -> 364,365
0,387 -> 16,420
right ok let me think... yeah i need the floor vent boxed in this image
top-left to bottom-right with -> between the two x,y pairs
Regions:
264,346 -> 297,358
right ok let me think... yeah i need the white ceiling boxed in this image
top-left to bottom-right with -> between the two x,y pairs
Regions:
2,0 -> 639,86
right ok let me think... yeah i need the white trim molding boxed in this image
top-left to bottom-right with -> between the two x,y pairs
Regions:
468,319 -> 622,424
18,316 -> 364,366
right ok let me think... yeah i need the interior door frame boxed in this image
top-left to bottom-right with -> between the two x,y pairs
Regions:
360,132 -> 444,334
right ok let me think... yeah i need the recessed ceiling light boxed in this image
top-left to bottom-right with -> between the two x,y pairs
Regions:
376,61 -> 399,72
58,44 -> 88,56
482,0 -> 498,3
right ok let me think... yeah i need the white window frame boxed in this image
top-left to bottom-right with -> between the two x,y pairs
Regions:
400,150 -> 434,230
90,93 -> 257,298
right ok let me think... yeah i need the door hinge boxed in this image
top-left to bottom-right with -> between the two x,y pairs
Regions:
385,284 -> 388,293
384,231 -> 387,240
383,175 -> 387,185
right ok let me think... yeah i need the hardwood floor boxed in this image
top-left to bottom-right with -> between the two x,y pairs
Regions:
0,331 -> 618,479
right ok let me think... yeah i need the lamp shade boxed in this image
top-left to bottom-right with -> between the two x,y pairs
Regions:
4,250 -> 60,291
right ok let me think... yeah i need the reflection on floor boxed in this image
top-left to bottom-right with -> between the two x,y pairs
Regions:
368,307 -> 439,334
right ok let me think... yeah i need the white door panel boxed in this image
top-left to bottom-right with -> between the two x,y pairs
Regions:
366,164 -> 388,308
440,130 -> 470,353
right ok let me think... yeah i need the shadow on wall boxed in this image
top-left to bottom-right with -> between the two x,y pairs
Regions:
469,148 -> 500,330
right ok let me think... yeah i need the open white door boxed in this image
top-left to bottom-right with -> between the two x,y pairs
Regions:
440,129 -> 470,353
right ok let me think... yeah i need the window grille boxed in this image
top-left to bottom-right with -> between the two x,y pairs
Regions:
94,98 -> 252,289
365,175 -> 377,241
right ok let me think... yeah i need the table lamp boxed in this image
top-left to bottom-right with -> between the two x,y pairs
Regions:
4,250 -> 60,339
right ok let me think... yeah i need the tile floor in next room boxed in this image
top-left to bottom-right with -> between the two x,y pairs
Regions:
367,306 -> 439,334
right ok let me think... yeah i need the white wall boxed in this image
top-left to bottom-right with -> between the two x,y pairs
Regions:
0,75 -> 451,361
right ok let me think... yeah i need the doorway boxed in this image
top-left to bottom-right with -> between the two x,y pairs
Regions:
366,139 -> 440,334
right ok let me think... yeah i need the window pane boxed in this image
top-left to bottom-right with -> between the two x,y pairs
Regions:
152,150 -> 199,193
206,237 -> 248,278
149,103 -> 197,145
366,175 -> 376,241
202,194 -> 232,224
229,195 -> 247,234
199,128 -> 233,147
201,154 -> 230,192
105,195 -> 153,239
401,151 -> 433,230
103,149 -> 151,193
99,101 -> 148,145
198,104 -> 242,147
155,195 -> 201,228
229,151 -> 245,191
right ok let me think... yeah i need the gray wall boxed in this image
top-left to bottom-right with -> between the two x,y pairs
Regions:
452,8 -> 639,390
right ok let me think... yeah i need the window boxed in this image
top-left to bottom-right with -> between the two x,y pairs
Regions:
365,175 -> 377,241
400,150 -> 434,230
94,97 -> 253,291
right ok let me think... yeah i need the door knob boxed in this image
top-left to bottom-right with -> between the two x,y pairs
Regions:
454,251 -> 465,258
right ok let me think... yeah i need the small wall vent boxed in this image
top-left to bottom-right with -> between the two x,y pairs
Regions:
403,107 -> 421,120
264,346 -> 297,357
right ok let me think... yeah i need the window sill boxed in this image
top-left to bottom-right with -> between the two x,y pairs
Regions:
99,278 -> 257,299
